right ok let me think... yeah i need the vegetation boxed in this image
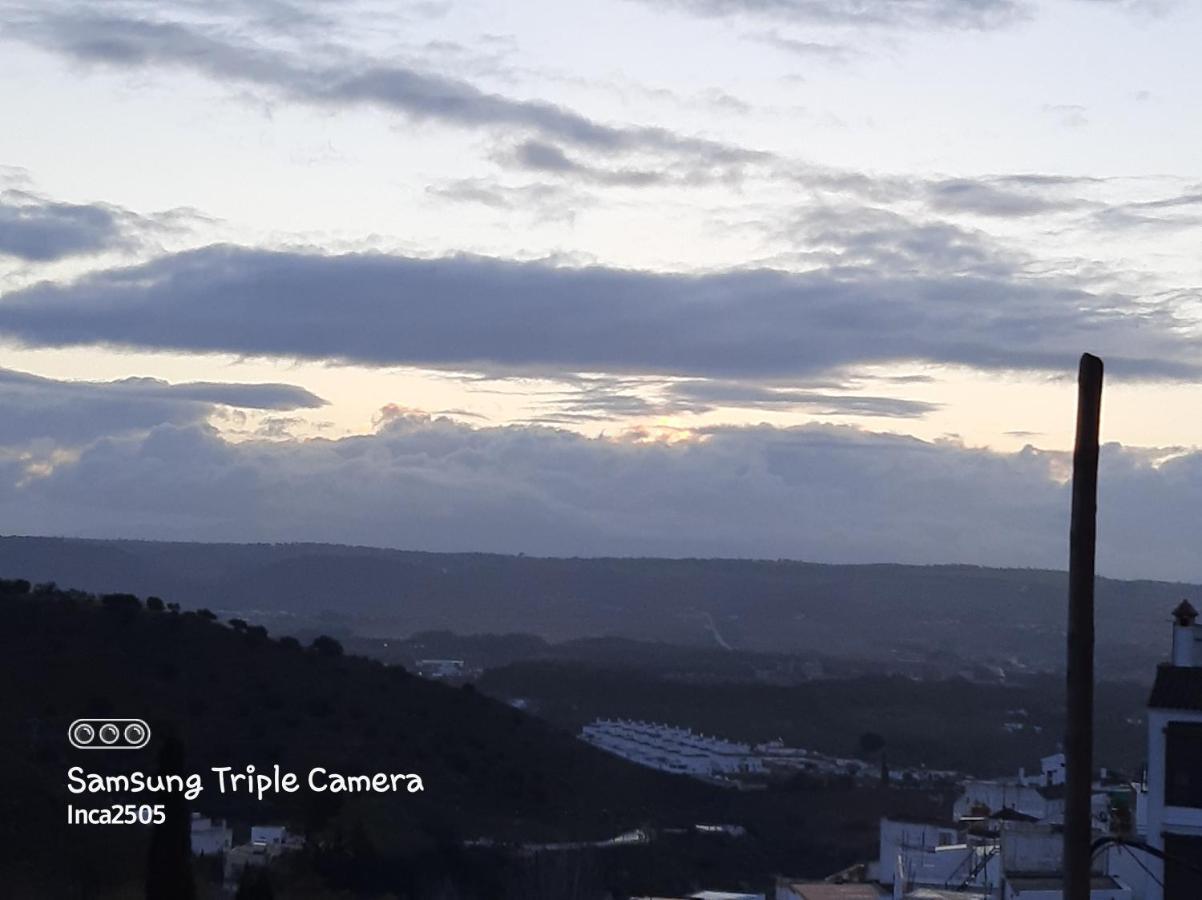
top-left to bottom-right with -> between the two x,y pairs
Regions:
0,536 -> 1191,679
478,661 -> 1150,777
0,579 -> 948,897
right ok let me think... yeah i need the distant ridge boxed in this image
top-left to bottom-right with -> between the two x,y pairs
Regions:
1,534 -> 1192,677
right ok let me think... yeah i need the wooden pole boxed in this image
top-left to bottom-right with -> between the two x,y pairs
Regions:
1065,352 -> 1103,900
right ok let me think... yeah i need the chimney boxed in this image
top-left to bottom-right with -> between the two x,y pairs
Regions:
1171,600 -> 1198,667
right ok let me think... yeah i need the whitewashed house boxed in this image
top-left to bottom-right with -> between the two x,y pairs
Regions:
1142,600 -> 1202,900
190,813 -> 232,855
580,719 -> 764,779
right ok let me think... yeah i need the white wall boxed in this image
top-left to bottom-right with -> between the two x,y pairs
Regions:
1146,706 -> 1202,900
955,781 -> 1049,821
250,824 -> 287,845
190,815 -> 232,855
877,818 -> 960,887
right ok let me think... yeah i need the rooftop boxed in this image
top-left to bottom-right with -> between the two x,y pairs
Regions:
780,885 -> 885,900
1006,875 -> 1119,891
1149,663 -> 1202,711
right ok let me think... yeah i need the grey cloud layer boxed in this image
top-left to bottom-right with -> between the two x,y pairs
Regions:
6,414 -> 1200,581
0,244 -> 1193,380
10,10 -> 763,177
11,2 -> 1198,220
0,188 -> 208,263
0,367 -> 324,445
0,191 -> 133,261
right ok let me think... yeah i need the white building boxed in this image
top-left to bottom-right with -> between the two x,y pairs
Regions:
190,813 -> 232,855
415,658 -> 466,679
953,782 -> 1055,824
1142,600 -> 1202,900
249,823 -> 302,852
881,818 -> 1139,900
878,599 -> 1202,900
580,719 -> 764,779
249,824 -> 289,847
953,779 -> 1114,832
878,819 -> 962,889
1016,754 -> 1066,788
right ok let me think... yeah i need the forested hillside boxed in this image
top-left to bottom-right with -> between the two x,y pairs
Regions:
0,579 -> 947,897
1,536 -> 1192,678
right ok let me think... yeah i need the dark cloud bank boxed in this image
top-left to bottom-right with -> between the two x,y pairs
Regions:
4,413 -> 1201,582
0,368 -> 324,446
1,244 -> 1196,381
0,190 -> 145,262
0,188 -> 204,263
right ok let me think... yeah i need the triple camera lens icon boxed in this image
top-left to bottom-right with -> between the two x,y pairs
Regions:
69,718 -> 151,750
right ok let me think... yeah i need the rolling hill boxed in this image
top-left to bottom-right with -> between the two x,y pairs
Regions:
1,535 -> 1192,678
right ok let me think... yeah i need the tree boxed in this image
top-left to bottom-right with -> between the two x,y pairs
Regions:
229,618 -> 249,632
196,609 -> 217,621
101,593 -> 142,622
859,731 -> 888,787
311,635 -> 343,658
146,596 -> 165,612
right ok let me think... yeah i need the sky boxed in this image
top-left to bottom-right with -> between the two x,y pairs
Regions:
1,0 -> 1200,579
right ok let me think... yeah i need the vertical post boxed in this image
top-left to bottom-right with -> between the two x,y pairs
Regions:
1065,353 -> 1103,900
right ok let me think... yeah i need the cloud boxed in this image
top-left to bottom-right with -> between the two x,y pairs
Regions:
1077,0 -> 1181,16
424,178 -> 589,223
781,168 -> 1108,222
1042,104 -> 1089,128
925,178 -> 1089,218
664,379 -> 939,417
634,0 -> 1029,29
6,413 -> 1202,581
0,190 -> 132,262
0,367 -> 325,446
1089,190 -> 1202,232
780,205 -> 1020,275
0,187 -> 208,263
8,8 -> 766,179
0,243 -> 1196,381
524,374 -> 938,422
506,140 -> 669,187
749,30 -> 856,62
635,0 -> 1178,29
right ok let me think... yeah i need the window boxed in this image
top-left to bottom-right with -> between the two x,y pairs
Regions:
1165,722 -> 1202,808
1164,835 -> 1202,900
